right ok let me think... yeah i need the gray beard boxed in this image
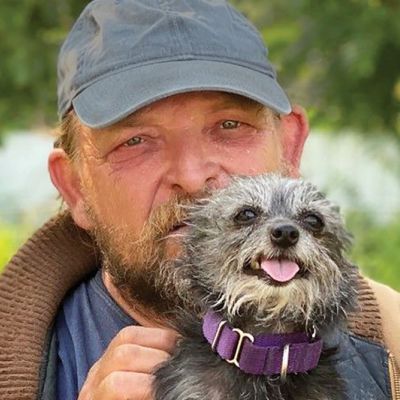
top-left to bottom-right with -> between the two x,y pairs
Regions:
98,236 -> 184,322
85,192 -> 201,323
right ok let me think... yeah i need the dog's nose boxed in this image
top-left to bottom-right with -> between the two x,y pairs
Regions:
270,224 -> 299,248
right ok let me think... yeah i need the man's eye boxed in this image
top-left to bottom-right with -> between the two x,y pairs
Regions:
221,120 -> 241,129
123,137 -> 143,147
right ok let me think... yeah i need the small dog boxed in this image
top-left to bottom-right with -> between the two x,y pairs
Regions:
154,174 -> 358,400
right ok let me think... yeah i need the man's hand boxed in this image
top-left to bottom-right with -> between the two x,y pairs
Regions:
78,326 -> 178,400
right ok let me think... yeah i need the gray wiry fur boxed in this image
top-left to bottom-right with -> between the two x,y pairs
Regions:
154,174 -> 358,400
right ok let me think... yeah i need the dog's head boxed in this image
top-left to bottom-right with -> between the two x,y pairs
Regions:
179,174 -> 358,331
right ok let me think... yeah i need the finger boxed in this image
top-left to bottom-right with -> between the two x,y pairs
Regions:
101,343 -> 169,377
95,371 -> 154,400
79,326 -> 177,394
106,326 -> 179,354
78,360 -> 101,397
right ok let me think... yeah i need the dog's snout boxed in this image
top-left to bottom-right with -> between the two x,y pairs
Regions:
270,224 -> 299,248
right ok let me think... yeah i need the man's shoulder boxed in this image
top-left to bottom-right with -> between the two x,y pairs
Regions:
0,212 -> 98,399
348,276 -> 399,353
348,275 -> 400,373
367,277 -> 400,304
366,278 -> 400,363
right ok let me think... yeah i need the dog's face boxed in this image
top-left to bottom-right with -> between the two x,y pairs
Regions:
180,175 -> 357,331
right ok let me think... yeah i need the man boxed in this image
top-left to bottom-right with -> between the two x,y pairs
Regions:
1,1 -> 399,399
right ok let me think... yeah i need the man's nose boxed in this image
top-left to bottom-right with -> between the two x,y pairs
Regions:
165,141 -> 229,195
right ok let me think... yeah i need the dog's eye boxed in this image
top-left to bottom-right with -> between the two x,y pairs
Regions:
234,207 -> 259,225
303,213 -> 324,232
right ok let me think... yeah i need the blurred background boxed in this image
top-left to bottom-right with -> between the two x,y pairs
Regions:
0,0 -> 399,288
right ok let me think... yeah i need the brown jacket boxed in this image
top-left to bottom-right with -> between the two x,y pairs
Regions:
0,212 -> 399,399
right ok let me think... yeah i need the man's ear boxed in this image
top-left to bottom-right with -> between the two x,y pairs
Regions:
280,105 -> 309,177
48,149 -> 93,230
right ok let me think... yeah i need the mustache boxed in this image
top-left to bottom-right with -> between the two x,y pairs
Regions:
142,191 -> 209,241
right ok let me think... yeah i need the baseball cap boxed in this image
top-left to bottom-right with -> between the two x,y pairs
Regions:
57,0 -> 291,129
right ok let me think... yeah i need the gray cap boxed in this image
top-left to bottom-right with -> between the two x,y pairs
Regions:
57,0 -> 291,129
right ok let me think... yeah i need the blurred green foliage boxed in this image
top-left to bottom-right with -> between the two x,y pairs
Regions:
0,0 -> 90,135
347,212 -> 400,290
232,0 -> 400,137
0,0 -> 399,137
2,214 -> 400,290
0,221 -> 32,269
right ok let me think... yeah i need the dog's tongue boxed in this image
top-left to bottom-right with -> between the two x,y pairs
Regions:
260,258 -> 300,283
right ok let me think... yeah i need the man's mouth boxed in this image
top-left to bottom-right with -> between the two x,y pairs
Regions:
169,223 -> 189,234
244,256 -> 306,285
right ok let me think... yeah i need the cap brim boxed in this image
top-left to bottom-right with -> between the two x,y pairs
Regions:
72,60 -> 291,129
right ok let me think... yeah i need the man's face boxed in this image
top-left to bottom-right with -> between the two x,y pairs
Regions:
67,91 -> 298,316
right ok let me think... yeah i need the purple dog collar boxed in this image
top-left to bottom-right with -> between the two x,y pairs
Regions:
202,310 -> 323,378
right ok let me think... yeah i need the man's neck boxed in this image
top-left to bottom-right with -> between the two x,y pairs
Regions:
101,269 -> 168,329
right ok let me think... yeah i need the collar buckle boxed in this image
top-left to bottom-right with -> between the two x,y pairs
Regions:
226,328 -> 255,368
